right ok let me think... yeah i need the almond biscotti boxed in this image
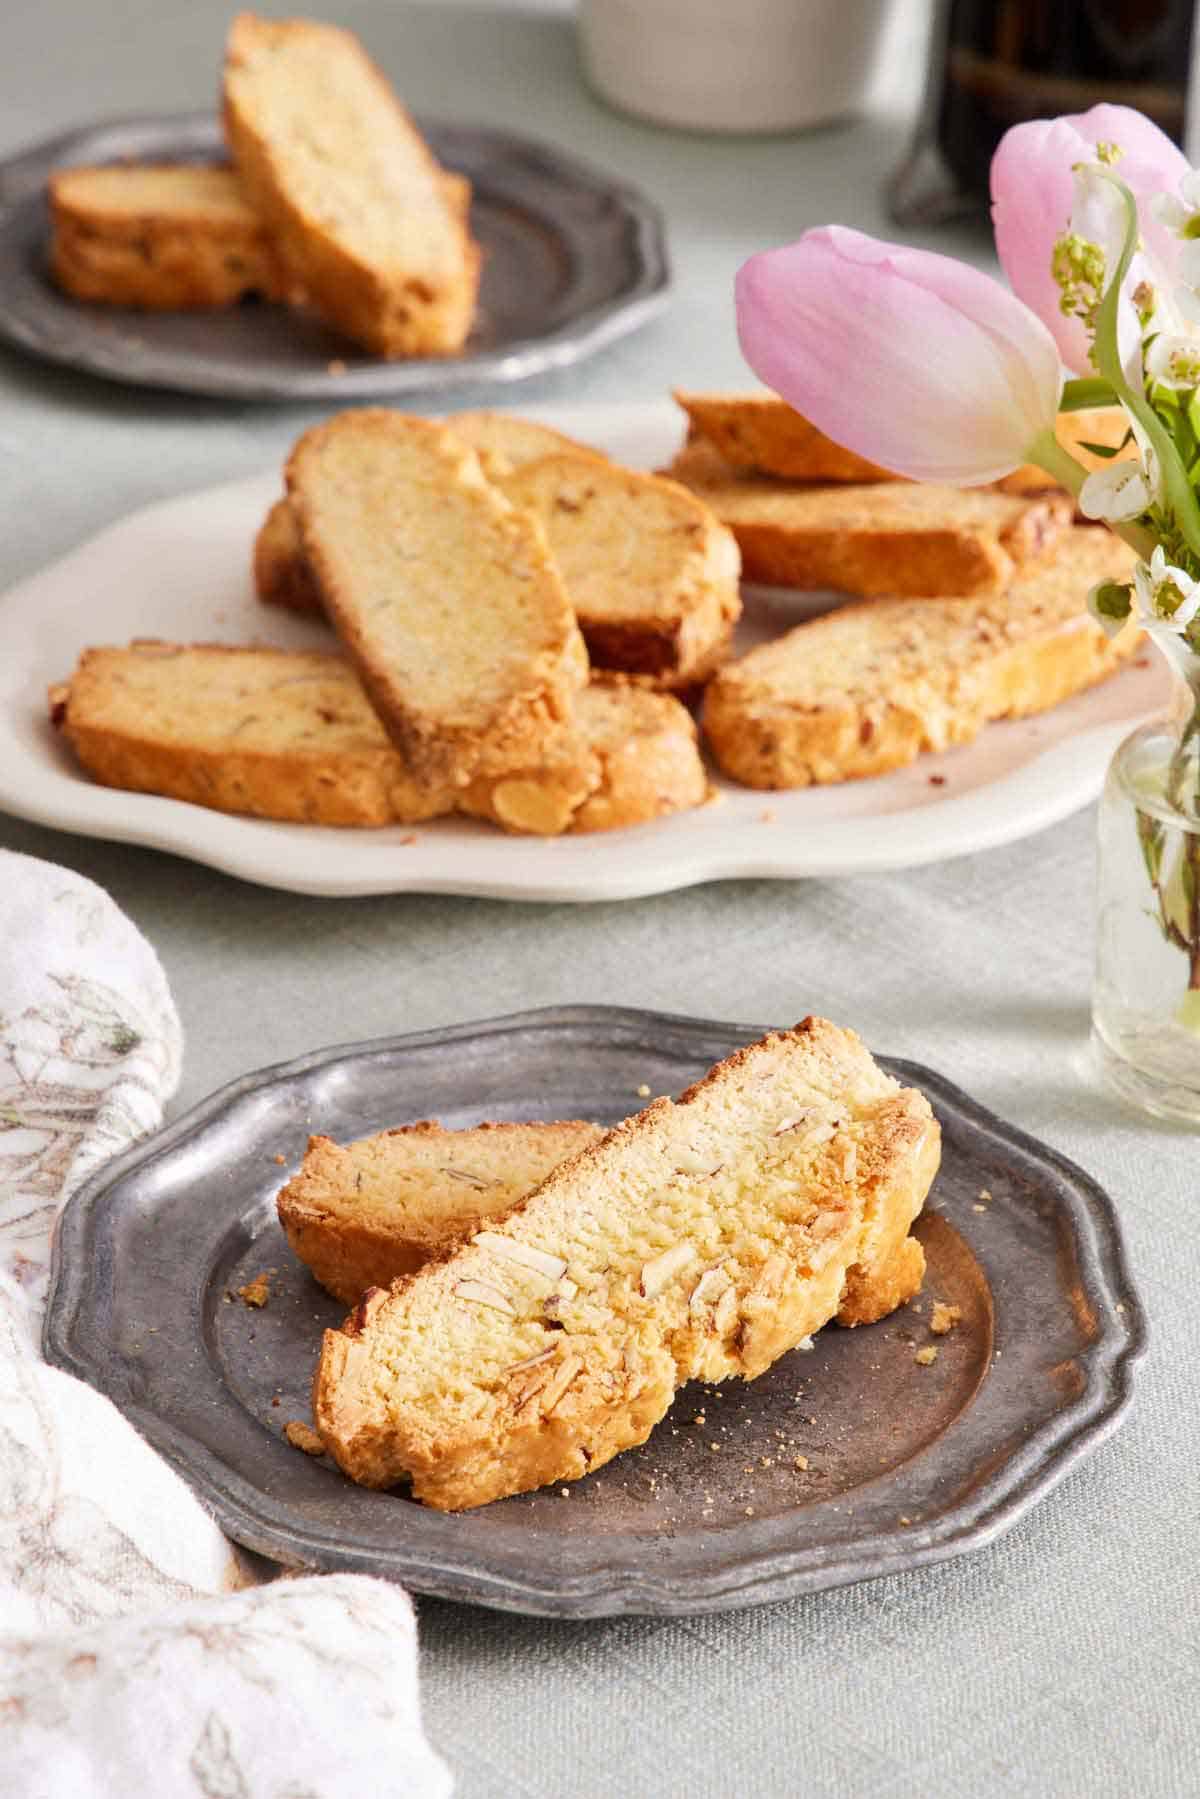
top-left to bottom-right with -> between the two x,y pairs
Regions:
223,12 -> 480,356
664,440 -> 1071,596
49,163 -> 285,309
50,643 -> 455,827
313,1018 -> 940,1507
280,1120 -> 604,1304
51,644 -> 707,835
285,410 -> 587,790
254,410 -> 607,616
497,453 -> 742,688
674,391 -> 1134,495
703,529 -> 1140,789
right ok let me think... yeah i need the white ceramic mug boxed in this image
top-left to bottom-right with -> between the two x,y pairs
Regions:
579,0 -> 893,134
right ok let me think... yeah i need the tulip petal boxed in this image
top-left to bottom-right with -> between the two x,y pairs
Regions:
735,227 -> 1061,485
992,104 -> 1189,374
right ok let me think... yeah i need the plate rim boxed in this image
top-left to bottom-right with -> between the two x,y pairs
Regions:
0,398 -> 1173,900
43,1003 -> 1148,1617
0,110 -> 671,402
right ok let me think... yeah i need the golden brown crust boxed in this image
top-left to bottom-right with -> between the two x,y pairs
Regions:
313,1018 -> 940,1507
663,440 -> 1071,597
279,1120 -> 605,1304
702,529 -> 1141,789
285,409 -> 587,791
49,162 -> 286,309
52,642 -> 455,826
223,12 -> 480,356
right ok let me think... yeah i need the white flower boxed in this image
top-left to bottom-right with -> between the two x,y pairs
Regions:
1151,167 -> 1200,235
1145,332 -> 1200,389
1079,460 -> 1153,523
1135,546 -> 1200,633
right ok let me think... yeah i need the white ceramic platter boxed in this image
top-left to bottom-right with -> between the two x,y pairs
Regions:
0,401 -> 1171,902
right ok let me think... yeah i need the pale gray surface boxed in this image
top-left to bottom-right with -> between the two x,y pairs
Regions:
2,3 -> 1197,1795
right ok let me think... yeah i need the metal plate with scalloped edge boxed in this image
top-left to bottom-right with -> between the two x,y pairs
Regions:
0,114 -> 669,401
44,1007 -> 1145,1617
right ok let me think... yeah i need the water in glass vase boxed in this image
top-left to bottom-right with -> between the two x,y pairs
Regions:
1093,708 -> 1200,1125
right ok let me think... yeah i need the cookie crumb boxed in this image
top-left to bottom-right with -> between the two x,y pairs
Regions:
636,1083 -> 652,1098
326,358 -> 348,376
793,1454 -> 809,1471
237,1275 -> 270,1308
560,1487 -> 570,1498
400,833 -> 418,846
758,807 -> 777,824
972,1202 -> 988,1213
272,1153 -> 286,1166
284,1421 -> 324,1455
928,773 -> 947,786
977,1188 -> 993,1203
744,1506 -> 755,1517
915,1345 -> 938,1366
930,1301 -> 962,1336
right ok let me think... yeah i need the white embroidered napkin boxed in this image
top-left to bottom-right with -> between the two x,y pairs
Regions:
0,850 -> 451,1797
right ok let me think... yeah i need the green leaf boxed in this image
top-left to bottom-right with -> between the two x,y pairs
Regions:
1078,440 -> 1123,458
1060,377 -> 1118,412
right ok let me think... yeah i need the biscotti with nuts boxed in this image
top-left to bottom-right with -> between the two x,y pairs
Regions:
223,12 -> 480,356
50,643 -> 455,826
49,163 -> 285,309
313,1018 -> 940,1507
285,410 -> 587,790
51,645 -> 708,835
663,439 -> 1071,597
703,529 -> 1140,789
497,453 -> 742,688
280,1120 -> 605,1304
255,409 -> 608,617
674,391 -> 1135,496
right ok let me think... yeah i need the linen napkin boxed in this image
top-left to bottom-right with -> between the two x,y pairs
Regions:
0,849 -> 452,1798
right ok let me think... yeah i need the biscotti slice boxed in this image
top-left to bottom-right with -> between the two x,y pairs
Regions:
51,643 -> 455,826
460,680 -> 710,834
52,645 -> 707,836
255,409 -> 607,616
280,1120 -> 605,1304
285,410 -> 587,788
674,392 -> 1134,496
49,163 -> 285,309
703,528 -> 1140,789
663,439 -> 1070,596
497,453 -> 742,686
223,12 -> 480,356
313,1018 -> 940,1506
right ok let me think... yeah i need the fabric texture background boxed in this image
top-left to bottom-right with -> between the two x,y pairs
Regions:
0,850 -> 452,1799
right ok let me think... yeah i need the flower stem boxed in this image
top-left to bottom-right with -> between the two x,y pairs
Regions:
1024,427 -> 1156,556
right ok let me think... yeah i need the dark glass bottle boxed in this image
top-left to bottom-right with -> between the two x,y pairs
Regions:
890,0 -> 1197,225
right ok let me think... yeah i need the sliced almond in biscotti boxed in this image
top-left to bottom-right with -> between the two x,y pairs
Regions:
49,162 -> 287,310
50,642 -> 456,826
663,439 -> 1070,597
703,528 -> 1140,789
497,452 -> 742,687
254,409 -> 608,616
313,1017 -> 940,1507
460,679 -> 710,834
223,12 -> 480,356
279,1120 -> 605,1305
285,410 -> 587,789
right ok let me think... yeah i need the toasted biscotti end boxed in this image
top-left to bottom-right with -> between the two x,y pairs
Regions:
995,407 -> 1137,496
313,1018 -> 940,1506
674,391 -> 896,483
254,497 -> 323,614
662,439 -> 1071,597
279,1120 -> 605,1305
703,528 -> 1141,790
48,162 -> 286,309
497,452 -> 742,687
443,411 -> 609,483
223,12 -> 480,356
459,680 -> 710,835
51,642 -> 454,826
285,409 -> 587,788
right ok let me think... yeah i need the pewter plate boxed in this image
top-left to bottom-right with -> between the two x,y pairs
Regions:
44,1007 -> 1145,1617
0,114 -> 669,401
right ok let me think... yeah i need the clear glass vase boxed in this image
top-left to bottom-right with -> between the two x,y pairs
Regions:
1092,646 -> 1200,1125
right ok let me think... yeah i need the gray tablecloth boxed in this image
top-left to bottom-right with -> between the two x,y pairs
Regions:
2,4 -> 1196,1794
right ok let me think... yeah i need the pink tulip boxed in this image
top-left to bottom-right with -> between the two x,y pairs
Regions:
735,227 -> 1063,486
991,104 -> 1189,374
